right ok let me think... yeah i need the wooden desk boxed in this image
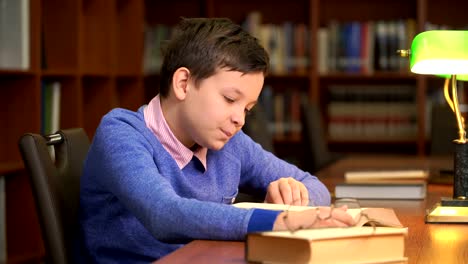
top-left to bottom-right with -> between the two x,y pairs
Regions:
155,155 -> 468,264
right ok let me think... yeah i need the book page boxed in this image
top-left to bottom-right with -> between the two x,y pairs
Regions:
358,208 -> 403,227
233,202 -> 403,227
258,226 -> 408,241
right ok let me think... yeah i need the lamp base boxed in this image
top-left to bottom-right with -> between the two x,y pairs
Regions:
440,196 -> 468,206
426,142 -> 468,223
425,197 -> 468,223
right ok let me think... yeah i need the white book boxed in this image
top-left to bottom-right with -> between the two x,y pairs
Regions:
317,27 -> 329,74
0,0 -> 29,69
335,181 -> 427,200
50,82 -> 61,134
345,170 -> 429,182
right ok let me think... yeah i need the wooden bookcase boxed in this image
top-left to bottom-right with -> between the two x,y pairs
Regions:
1,0 -> 144,262
1,0 -> 466,261
143,0 -> 468,158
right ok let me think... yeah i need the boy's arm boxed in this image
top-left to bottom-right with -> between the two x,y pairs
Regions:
234,131 -> 331,206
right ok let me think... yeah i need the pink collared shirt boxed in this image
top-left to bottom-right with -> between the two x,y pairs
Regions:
144,95 -> 207,170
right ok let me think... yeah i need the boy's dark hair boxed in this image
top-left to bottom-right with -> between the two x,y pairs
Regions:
159,17 -> 270,98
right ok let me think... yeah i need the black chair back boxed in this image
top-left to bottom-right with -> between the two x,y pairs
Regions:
18,128 -> 90,264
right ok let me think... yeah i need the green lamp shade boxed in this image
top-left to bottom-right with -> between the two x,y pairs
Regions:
410,30 -> 468,81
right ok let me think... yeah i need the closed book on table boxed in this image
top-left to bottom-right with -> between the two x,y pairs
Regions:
344,169 -> 429,182
246,226 -> 408,264
335,169 -> 428,200
335,182 -> 426,200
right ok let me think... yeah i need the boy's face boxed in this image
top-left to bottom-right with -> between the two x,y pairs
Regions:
181,68 -> 264,150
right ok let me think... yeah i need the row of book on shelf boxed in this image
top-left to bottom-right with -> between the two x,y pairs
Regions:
327,84 -> 418,141
143,10 -> 468,77
143,11 -> 310,76
257,85 -> 304,140
41,81 -> 61,135
317,19 -> 416,74
243,11 -> 309,75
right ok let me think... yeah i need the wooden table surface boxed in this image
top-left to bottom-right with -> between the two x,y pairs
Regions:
155,155 -> 468,264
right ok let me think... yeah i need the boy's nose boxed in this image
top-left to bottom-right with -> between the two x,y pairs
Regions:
231,109 -> 246,127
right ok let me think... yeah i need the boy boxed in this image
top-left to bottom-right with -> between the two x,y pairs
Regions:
78,17 -> 354,263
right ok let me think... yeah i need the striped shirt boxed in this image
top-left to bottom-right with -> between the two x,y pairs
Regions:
144,95 -> 208,170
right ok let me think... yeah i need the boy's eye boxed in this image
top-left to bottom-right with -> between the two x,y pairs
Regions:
244,108 -> 252,115
224,96 -> 235,103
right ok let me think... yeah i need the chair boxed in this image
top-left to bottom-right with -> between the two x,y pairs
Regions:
300,97 -> 343,173
18,128 -> 90,264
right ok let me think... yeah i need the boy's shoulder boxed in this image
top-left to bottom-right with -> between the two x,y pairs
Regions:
105,106 -> 144,119
101,106 -> 145,125
97,106 -> 148,135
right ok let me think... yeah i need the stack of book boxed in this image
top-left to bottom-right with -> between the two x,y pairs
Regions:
335,169 -> 429,200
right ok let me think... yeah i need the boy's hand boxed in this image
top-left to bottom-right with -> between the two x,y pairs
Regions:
264,177 -> 310,206
273,206 -> 356,231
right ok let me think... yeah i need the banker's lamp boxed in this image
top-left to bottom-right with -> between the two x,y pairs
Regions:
399,30 -> 468,223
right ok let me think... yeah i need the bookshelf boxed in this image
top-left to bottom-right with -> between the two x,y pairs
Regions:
0,0 -> 145,262
142,0 -> 468,158
0,0 -> 467,261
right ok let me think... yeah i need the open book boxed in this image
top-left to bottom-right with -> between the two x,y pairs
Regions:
233,202 -> 403,228
236,202 -> 408,263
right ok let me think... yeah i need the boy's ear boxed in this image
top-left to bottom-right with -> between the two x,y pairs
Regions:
172,67 -> 191,100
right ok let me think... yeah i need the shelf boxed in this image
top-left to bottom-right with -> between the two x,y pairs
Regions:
319,72 -> 417,80
209,0 -> 311,24
144,0 -> 205,26
267,73 -> 309,80
328,139 -> 418,144
328,140 -> 419,154
0,69 -> 36,76
41,69 -> 78,77
0,161 -> 24,175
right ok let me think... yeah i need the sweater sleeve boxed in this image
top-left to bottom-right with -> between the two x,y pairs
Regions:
247,209 -> 282,232
231,131 -> 331,206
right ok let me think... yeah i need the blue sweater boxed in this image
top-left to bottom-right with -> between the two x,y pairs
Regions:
78,107 -> 331,263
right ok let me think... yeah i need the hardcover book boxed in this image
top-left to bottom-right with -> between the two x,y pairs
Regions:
335,169 -> 428,200
344,170 -> 429,182
335,182 -> 427,200
238,202 -> 407,264
246,226 -> 408,264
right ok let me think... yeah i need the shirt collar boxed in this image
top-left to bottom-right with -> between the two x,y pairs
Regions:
143,95 -> 207,170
